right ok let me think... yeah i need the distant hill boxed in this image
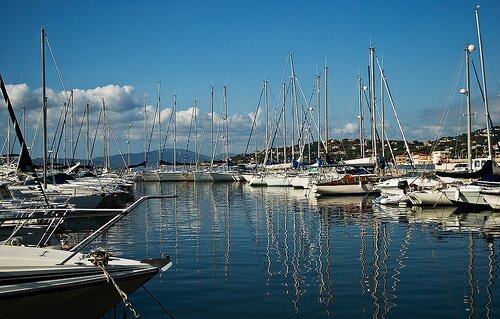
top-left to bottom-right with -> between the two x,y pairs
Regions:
32,126 -> 499,168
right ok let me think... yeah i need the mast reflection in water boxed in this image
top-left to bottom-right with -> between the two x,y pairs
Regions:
99,183 -> 500,318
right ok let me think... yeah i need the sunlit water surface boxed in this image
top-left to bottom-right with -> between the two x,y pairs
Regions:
98,182 -> 500,318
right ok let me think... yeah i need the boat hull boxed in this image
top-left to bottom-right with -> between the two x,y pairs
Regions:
443,187 -> 490,210
314,183 -> 376,196
193,172 -> 214,182
249,175 -> 266,186
407,191 -> 453,206
263,175 -> 292,187
0,246 -> 163,319
158,171 -> 186,182
481,191 -> 500,210
209,172 -> 235,182
142,171 -> 160,182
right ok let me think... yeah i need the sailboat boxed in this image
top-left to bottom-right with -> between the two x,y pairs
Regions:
208,85 -> 237,182
312,47 -> 383,196
439,7 -> 498,210
158,94 -> 187,181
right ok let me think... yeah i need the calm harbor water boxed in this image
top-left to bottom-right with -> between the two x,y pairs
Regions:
99,182 -> 500,318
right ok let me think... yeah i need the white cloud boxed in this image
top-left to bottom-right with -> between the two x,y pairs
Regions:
333,122 -> 358,135
4,81 -> 495,160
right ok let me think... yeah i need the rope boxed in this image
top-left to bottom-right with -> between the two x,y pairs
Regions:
90,250 -> 141,319
142,286 -> 175,319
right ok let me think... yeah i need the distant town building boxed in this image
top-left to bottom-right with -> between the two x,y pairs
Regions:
395,153 -> 433,165
431,150 -> 451,164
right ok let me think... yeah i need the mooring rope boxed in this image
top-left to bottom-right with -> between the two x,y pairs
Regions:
90,249 -> 141,319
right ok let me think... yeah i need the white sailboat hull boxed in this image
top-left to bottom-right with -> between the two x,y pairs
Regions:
142,171 -> 160,182
314,182 -> 375,195
290,175 -> 313,189
443,186 -> 489,208
480,189 -> 500,210
158,171 -> 186,181
209,172 -> 236,182
263,175 -> 292,187
249,175 -> 266,186
407,190 -> 453,206
193,172 -> 214,182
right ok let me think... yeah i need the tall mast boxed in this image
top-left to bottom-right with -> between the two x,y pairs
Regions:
7,119 -> 10,165
282,82 -> 287,162
157,81 -> 161,168
22,107 -> 26,146
317,74 -> 321,160
173,94 -> 177,171
210,85 -> 214,166
290,52 -> 298,160
375,57 -> 413,167
264,80 -> 269,163
475,6 -> 492,159
194,98 -> 198,170
41,27 -> 48,189
86,103 -> 89,167
143,96 -> 147,164
127,124 -> 131,168
324,66 -> 329,156
70,90 -> 74,163
223,85 -> 229,169
63,102 -> 67,165
462,44 -> 474,170
358,76 -> 365,157
369,46 -> 377,161
102,98 -> 107,172
380,62 -> 385,159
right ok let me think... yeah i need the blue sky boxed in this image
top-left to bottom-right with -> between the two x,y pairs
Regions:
1,0 -> 500,160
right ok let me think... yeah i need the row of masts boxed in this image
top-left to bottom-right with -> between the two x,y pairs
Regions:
257,47 -> 402,167
28,6 -> 492,184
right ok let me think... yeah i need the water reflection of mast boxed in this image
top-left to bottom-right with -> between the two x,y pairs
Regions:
324,210 -> 333,310
292,204 -> 305,313
485,241 -> 494,319
359,223 -> 369,312
224,184 -> 231,277
389,224 -> 413,311
194,183 -> 200,264
318,213 -> 325,304
173,185 -> 179,267
381,222 -> 391,318
265,193 -> 274,286
211,184 -> 219,277
284,196 -> 290,285
371,221 -> 380,319
467,232 -> 475,319
144,183 -> 151,257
